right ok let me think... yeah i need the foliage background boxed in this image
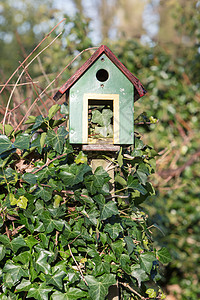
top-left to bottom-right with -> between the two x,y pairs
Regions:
0,0 -> 200,299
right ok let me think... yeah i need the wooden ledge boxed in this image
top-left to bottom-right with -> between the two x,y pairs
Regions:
82,144 -> 120,152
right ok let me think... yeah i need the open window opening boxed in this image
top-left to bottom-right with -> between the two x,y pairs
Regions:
88,99 -> 113,144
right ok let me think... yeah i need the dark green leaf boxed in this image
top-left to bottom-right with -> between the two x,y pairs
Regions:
85,274 -> 116,300
0,244 -> 6,261
32,115 -> 44,130
0,135 -> 12,154
22,173 -> 37,185
11,235 -> 27,253
51,288 -> 87,300
120,254 -> 131,274
3,261 -> 29,284
27,282 -> 52,300
157,248 -> 171,264
15,279 -> 32,292
48,104 -> 60,119
25,236 -> 39,250
59,163 -> 91,186
46,126 -> 67,154
124,236 -> 135,255
127,176 -> 147,195
104,223 -> 123,239
140,253 -> 156,274
100,201 -> 119,220
35,251 -> 51,274
45,269 -> 66,290
35,185 -> 52,202
131,264 -> 149,287
13,133 -> 30,150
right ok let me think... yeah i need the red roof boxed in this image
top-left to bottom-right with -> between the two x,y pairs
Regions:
53,45 -> 147,102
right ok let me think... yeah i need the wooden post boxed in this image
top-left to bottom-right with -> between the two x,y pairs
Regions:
85,146 -> 120,300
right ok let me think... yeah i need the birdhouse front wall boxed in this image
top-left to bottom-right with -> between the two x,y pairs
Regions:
69,54 -> 134,145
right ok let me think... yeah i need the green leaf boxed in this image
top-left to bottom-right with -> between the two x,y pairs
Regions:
45,269 -> 66,290
131,264 -> 149,287
15,279 -> 32,292
0,124 -> 13,136
35,251 -> 51,274
11,235 -> 27,253
115,174 -> 127,186
157,248 -> 171,264
27,282 -> 52,300
60,103 -> 69,115
117,147 -> 123,167
140,252 -> 156,274
39,211 -> 64,233
146,288 -> 157,298
48,104 -> 60,119
13,133 -> 30,150
85,274 -> 116,300
127,176 -> 147,195
46,126 -> 67,154
59,163 -> 91,186
35,185 -> 52,202
16,195 -> 28,209
32,115 -> 44,130
3,261 -> 29,284
22,173 -> 37,185
124,236 -> 135,255
100,201 -> 119,220
0,244 -> 6,261
104,223 -> 123,239
51,288 -> 87,300
0,135 -> 12,154
25,236 -> 39,250
135,138 -> 144,150
92,109 -> 113,127
120,254 -> 131,274
75,151 -> 87,164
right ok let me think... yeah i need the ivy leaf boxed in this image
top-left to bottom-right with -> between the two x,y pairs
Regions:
16,195 -> 28,209
85,274 -> 116,300
0,135 -> 12,155
92,109 -> 113,127
15,279 -> 32,292
131,264 -> 149,287
98,199 -> 119,221
27,282 -> 52,300
11,235 -> 27,253
46,126 -> 67,154
0,244 -> 6,261
59,163 -> 91,186
51,288 -> 87,300
48,104 -> 60,119
140,253 -> 156,274
124,236 -> 135,255
120,254 -> 131,274
75,151 -> 87,164
45,269 -> 66,290
3,261 -> 29,284
104,223 -> 123,240
39,211 -> 64,233
35,251 -> 51,274
13,133 -> 30,150
60,103 -> 69,115
25,236 -> 39,250
35,185 -> 52,202
127,176 -> 147,195
146,288 -> 157,298
157,248 -> 171,264
22,173 -> 37,185
32,115 -> 44,130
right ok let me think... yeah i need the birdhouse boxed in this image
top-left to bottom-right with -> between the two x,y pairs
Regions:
54,45 -> 146,151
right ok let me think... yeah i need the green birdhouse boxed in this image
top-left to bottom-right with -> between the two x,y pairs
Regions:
54,45 -> 146,151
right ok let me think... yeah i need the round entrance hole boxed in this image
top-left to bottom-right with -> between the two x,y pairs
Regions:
96,69 -> 109,82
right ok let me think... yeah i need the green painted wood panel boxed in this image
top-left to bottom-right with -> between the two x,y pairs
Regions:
69,54 -> 134,144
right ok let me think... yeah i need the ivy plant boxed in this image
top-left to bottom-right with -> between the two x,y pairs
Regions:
0,104 -> 170,299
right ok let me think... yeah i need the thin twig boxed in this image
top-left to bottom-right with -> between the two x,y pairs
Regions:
32,153 -> 68,174
0,18 -> 66,95
68,243 -> 88,286
13,46 -> 98,132
3,32 -> 63,133
119,282 -> 145,299
0,82 -> 39,87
